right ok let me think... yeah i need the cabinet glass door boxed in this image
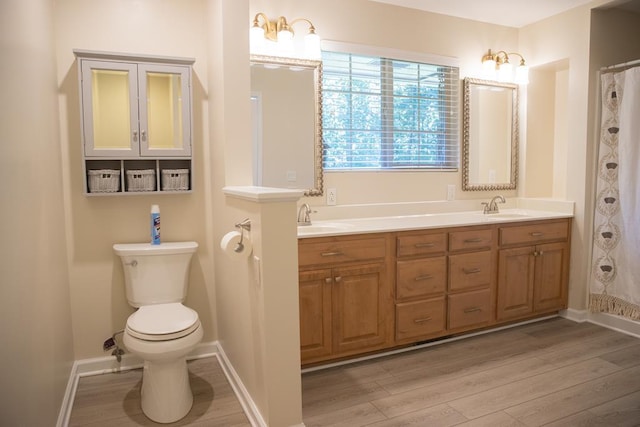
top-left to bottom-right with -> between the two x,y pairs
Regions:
138,64 -> 191,157
81,60 -> 139,157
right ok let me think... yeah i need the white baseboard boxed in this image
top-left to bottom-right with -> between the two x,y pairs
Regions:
559,309 -> 640,338
56,340 -> 266,427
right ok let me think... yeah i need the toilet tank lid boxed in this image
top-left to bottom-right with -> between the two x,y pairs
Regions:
113,241 -> 198,256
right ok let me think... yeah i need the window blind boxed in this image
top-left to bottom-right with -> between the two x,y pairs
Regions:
322,50 -> 459,171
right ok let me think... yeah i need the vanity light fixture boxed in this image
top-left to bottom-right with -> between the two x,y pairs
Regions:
250,13 -> 321,60
482,49 -> 529,85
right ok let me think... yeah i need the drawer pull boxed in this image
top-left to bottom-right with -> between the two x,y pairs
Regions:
325,278 -> 332,284
413,317 -> 433,324
334,276 -> 342,283
530,232 -> 544,237
414,242 -> 436,248
321,251 -> 344,257
464,307 -> 482,314
462,268 -> 481,274
463,238 -> 483,243
414,274 -> 433,281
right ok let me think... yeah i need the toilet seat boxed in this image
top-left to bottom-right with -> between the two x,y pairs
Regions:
126,303 -> 200,341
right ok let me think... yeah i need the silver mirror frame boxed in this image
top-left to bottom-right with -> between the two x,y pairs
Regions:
462,77 -> 518,191
250,54 -> 324,197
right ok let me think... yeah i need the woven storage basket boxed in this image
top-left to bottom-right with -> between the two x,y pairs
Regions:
126,169 -> 156,192
88,169 -> 120,193
161,169 -> 189,191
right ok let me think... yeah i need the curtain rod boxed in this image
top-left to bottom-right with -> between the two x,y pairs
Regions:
600,58 -> 640,74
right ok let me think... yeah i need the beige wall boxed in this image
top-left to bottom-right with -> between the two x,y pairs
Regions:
54,0 -> 216,360
0,0 -> 75,425
249,0 -> 522,206
520,0 -> 640,311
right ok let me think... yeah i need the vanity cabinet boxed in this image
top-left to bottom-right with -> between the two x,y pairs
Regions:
394,231 -> 447,343
298,235 -> 393,365
447,228 -> 496,332
298,217 -> 571,366
74,50 -> 194,195
497,220 -> 571,321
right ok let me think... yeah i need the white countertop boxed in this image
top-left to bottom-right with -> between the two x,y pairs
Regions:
297,208 -> 573,238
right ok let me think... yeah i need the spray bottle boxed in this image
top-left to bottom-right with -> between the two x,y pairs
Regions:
151,205 -> 161,245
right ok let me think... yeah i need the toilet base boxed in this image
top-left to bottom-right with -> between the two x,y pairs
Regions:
141,357 -> 193,423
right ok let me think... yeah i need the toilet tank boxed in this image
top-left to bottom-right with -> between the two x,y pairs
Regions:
113,241 -> 198,307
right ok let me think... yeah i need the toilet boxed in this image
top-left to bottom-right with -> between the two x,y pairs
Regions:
113,241 -> 203,424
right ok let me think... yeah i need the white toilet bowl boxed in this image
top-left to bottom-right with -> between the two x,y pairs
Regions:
123,302 -> 203,423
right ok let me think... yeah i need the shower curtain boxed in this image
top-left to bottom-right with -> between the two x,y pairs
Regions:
590,64 -> 640,320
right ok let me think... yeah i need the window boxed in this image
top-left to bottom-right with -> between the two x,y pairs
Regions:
322,50 -> 459,170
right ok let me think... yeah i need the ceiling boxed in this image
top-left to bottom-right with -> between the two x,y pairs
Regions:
369,0 -> 639,28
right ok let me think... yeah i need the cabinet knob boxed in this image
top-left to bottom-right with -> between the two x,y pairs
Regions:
334,276 -> 342,283
141,130 -> 146,141
325,277 -> 332,284
133,130 -> 138,142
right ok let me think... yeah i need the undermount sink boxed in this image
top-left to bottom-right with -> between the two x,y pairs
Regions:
484,212 -> 532,220
297,222 -> 353,234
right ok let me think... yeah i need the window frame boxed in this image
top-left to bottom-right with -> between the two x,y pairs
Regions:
321,41 -> 460,172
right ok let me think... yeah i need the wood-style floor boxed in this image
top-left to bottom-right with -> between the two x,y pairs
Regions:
69,318 -> 640,426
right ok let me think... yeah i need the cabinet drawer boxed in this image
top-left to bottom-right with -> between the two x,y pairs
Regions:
397,257 -> 447,300
448,289 -> 492,330
500,220 -> 569,246
396,297 -> 446,341
449,228 -> 494,252
449,251 -> 493,292
299,237 -> 386,267
397,233 -> 447,258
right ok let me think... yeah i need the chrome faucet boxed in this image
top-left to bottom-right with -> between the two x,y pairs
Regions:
297,203 -> 313,226
482,195 -> 506,214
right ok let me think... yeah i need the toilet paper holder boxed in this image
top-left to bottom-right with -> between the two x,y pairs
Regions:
234,218 -> 251,253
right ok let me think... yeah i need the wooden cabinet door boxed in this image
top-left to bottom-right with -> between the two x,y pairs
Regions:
299,269 -> 333,362
497,246 -> 535,321
534,242 -> 569,312
332,263 -> 391,355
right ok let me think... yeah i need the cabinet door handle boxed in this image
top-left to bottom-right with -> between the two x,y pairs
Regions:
414,274 -> 433,281
325,278 -> 332,284
463,238 -> 483,243
530,232 -> 544,237
321,251 -> 344,257
413,317 -> 432,324
464,307 -> 482,313
462,268 -> 481,274
133,130 -> 138,142
141,130 -> 146,141
414,242 -> 435,248
334,276 -> 342,283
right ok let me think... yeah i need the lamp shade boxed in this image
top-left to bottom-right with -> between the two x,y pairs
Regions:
515,64 -> 529,85
304,32 -> 321,59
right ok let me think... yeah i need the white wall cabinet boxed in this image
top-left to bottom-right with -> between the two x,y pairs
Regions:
74,50 -> 194,195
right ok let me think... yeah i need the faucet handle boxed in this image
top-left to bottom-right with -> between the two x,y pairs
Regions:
481,202 -> 489,213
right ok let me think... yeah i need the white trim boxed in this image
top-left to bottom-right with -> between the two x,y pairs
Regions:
215,345 -> 267,427
56,340 -> 265,427
321,40 -> 460,68
559,309 -> 640,338
223,186 -> 304,203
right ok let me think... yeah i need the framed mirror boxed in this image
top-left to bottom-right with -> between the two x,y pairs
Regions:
250,55 -> 323,196
462,77 -> 518,191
